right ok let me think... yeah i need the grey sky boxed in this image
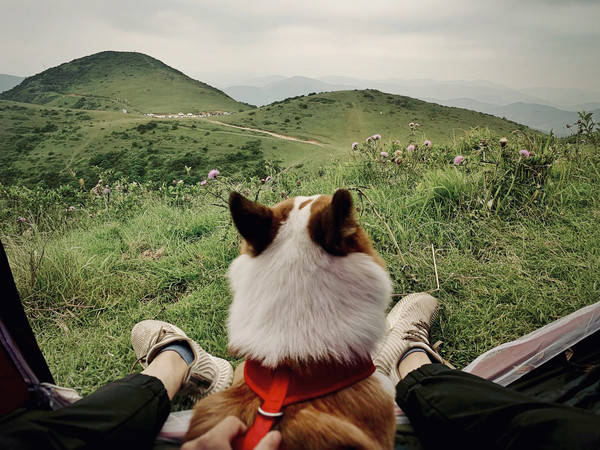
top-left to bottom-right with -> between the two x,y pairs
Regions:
1,0 -> 599,90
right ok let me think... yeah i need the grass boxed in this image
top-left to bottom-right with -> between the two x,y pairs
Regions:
0,100 -> 321,187
1,130 -> 599,397
217,89 -> 531,149
0,88 -> 535,189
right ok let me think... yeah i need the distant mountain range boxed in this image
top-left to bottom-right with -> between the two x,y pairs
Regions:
223,76 -> 600,136
0,74 -> 25,93
5,54 -> 599,136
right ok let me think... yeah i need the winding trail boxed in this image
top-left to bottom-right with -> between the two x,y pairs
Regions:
203,119 -> 323,147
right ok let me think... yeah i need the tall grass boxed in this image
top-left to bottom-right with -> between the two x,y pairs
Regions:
1,129 -> 599,395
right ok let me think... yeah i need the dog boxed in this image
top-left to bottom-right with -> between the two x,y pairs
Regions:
185,189 -> 396,449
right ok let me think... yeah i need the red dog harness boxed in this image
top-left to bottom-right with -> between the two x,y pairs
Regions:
233,357 -> 376,449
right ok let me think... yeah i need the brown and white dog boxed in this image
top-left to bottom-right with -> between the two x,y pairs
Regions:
185,189 -> 396,449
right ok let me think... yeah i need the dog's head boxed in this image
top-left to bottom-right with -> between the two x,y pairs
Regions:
227,190 -> 392,367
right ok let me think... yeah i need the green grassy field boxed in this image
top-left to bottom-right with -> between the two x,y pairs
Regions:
0,51 -> 250,114
217,89 -> 530,148
2,130 -> 598,397
0,100 -> 325,187
0,88 -> 535,188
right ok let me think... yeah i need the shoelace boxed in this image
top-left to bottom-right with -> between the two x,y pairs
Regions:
404,320 -> 431,343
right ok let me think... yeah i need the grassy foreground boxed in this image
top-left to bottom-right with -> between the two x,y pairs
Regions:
1,129 -> 599,396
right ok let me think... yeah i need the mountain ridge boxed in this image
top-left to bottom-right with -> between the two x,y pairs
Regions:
0,51 -> 251,113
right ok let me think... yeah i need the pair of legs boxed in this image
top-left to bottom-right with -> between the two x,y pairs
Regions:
375,293 -> 600,450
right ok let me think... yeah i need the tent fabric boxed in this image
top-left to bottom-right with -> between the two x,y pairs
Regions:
464,300 -> 600,386
0,240 -> 54,385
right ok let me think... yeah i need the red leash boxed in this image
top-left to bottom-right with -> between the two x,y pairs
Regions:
234,358 -> 375,449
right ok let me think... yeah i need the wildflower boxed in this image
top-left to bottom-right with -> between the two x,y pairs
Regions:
519,149 -> 530,158
200,180 -> 207,186
265,176 -> 272,182
380,151 -> 389,157
424,139 -> 432,147
407,144 -> 415,152
499,137 -> 508,147
207,169 -> 220,180
103,187 -> 110,195
260,178 -> 266,184
581,139 -> 586,144
67,206 -> 76,212
351,142 -> 359,150
372,134 -> 381,140
366,136 -> 373,144
17,216 -> 27,223
414,123 -> 420,127
409,122 -> 415,128
453,155 -> 464,165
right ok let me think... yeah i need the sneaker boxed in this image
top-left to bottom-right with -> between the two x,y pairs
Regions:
373,293 -> 452,385
131,320 -> 233,401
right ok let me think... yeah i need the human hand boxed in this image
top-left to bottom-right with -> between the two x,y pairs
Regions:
181,416 -> 282,450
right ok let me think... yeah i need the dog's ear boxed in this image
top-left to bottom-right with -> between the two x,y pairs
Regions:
229,192 -> 274,254
311,189 -> 358,255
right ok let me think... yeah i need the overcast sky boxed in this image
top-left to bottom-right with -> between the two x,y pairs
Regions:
1,0 -> 599,90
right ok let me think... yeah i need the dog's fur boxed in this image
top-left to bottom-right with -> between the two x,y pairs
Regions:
185,190 -> 396,449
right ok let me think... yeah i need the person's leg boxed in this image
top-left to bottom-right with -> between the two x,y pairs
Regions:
0,320 -> 234,450
142,349 -> 189,400
397,364 -> 600,450
375,293 -> 600,450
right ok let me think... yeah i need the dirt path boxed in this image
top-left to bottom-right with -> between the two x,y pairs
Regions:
203,119 -> 323,146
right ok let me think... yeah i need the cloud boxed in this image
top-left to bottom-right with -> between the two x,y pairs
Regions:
0,0 -> 598,90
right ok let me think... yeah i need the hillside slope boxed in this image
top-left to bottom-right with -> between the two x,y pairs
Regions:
0,90 -> 536,187
0,51 -> 250,113
217,89 -> 533,149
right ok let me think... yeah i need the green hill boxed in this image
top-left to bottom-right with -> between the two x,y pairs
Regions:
0,79 -> 539,188
0,51 -> 250,113
217,89 -> 532,149
0,100 -> 313,187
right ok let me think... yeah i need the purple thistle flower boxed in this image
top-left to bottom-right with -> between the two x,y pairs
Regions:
265,176 -> 272,182
103,187 -> 110,195
453,155 -> 464,165
366,136 -> 373,143
17,216 -> 27,223
372,134 -> 381,140
380,151 -> 389,157
519,149 -> 530,158
207,169 -> 220,180
407,144 -> 415,152
260,178 -> 266,184
200,180 -> 207,186
409,122 -> 415,128
351,142 -> 359,150
67,206 -> 76,212
424,140 -> 432,147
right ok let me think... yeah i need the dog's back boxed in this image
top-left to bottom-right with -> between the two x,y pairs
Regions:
185,190 -> 396,449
